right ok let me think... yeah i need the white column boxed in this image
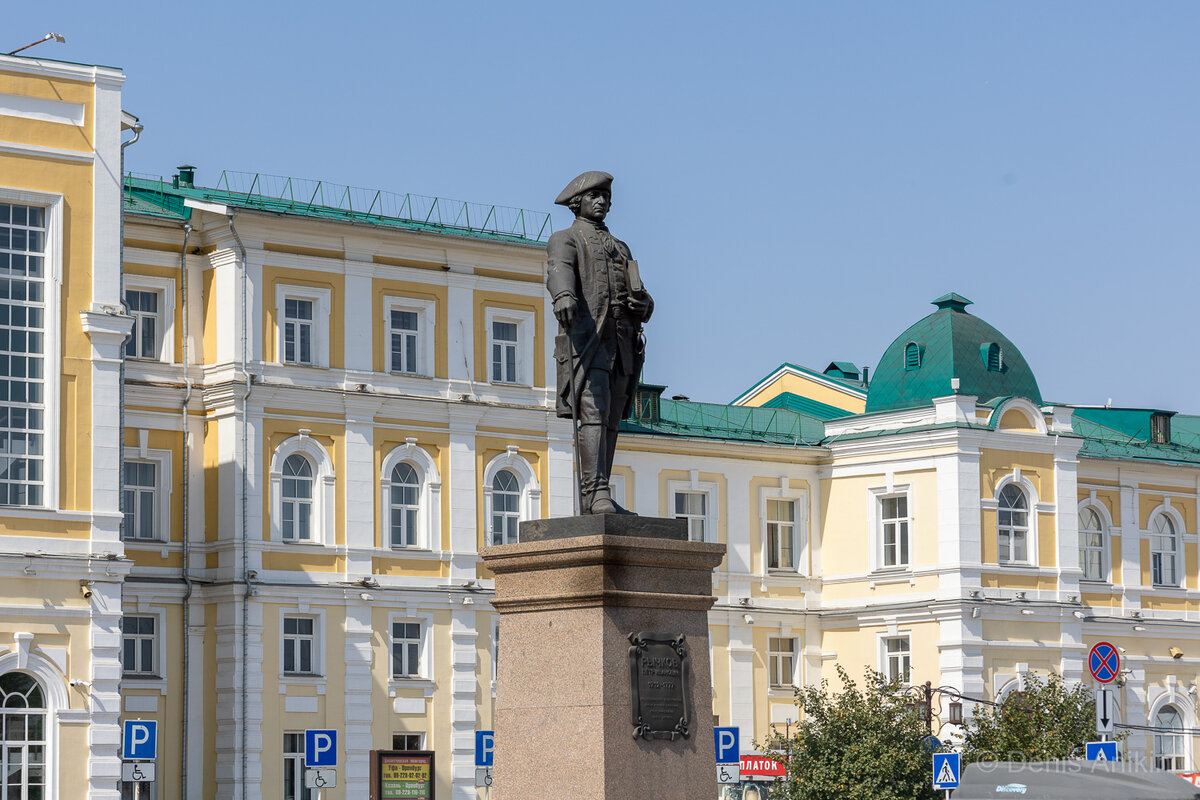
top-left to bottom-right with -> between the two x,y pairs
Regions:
447,284 -> 474,385
1054,440 -> 1082,592
344,603 -> 374,798
728,622 -> 755,744
937,445 -> 982,597
447,412 -> 481,581
87,578 -> 124,800
344,268 -> 374,373
449,609 -> 479,799
344,401 -> 380,575
546,427 -> 574,518
1120,476 -> 1141,610
91,72 -> 124,308
185,607 -> 206,800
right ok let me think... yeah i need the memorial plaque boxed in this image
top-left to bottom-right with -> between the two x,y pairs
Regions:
628,631 -> 691,740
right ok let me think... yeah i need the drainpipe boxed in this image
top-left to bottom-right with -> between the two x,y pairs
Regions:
225,212 -> 251,800
117,122 -> 142,541
178,222 -> 192,800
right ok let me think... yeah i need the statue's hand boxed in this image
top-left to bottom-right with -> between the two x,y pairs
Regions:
553,295 -> 577,327
626,293 -> 649,319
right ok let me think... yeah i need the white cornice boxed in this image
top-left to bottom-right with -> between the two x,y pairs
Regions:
0,55 -> 124,86
0,140 -> 93,163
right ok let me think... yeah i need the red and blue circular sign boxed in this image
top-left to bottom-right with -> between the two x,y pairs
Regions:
1089,641 -> 1120,684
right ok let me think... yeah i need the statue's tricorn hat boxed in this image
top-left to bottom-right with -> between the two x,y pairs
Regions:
554,171 -> 614,206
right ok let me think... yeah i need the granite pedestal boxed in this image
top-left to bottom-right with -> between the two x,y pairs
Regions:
481,514 -> 725,800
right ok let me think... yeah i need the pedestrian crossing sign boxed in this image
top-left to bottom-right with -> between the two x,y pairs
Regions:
932,752 -> 960,789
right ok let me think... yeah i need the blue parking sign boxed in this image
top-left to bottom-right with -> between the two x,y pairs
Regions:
304,729 -> 337,767
123,720 -> 157,760
714,726 -> 739,764
476,730 -> 494,767
932,752 -> 960,789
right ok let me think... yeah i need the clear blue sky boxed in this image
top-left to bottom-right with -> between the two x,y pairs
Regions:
12,2 -> 1200,410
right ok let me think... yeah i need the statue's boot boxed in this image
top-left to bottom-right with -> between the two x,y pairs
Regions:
579,424 -> 604,514
599,424 -> 636,515
590,488 -> 617,515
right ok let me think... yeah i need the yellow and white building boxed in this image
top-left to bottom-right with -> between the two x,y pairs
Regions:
0,51 -> 137,800
7,50 -> 1200,800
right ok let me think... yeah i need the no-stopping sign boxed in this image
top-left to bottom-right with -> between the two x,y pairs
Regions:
1088,642 -> 1120,684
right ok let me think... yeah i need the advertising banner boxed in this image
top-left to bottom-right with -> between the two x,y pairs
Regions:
370,750 -> 435,800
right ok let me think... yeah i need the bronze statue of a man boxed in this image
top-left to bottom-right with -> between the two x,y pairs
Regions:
547,171 -> 653,515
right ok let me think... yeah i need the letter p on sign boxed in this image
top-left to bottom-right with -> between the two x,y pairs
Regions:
123,720 -> 157,760
714,726 -> 739,764
305,729 -> 338,767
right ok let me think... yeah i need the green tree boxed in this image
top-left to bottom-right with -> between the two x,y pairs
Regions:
761,665 -> 942,800
960,671 -> 1117,763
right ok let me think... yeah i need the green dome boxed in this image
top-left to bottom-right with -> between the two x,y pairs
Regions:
864,293 -> 1042,413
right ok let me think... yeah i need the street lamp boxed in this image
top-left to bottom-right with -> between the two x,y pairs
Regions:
8,33 -> 67,56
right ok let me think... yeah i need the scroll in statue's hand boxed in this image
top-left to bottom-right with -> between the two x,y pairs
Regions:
553,295 -> 577,327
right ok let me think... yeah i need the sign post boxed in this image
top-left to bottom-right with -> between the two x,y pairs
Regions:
932,752 -> 960,798
304,728 -> 338,790
714,727 -> 740,784
1089,642 -> 1120,744
1095,686 -> 1115,738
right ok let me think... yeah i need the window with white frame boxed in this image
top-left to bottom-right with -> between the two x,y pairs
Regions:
1151,513 -> 1179,587
281,454 -> 314,542
390,309 -> 419,374
122,275 -> 176,364
125,289 -> 159,359
391,621 -> 423,678
491,320 -> 518,383
997,484 -> 1030,565
282,297 -> 314,366
283,732 -> 314,800
122,615 -> 158,676
389,462 -> 420,548
392,733 -> 425,751
0,201 -> 49,507
881,635 -> 911,684
0,672 -> 46,800
123,460 -> 158,541
491,470 -> 520,546
1079,506 -> 1107,582
384,296 -> 437,377
1153,704 -> 1186,771
275,285 -> 331,368
879,494 -> 910,569
768,637 -> 796,688
485,307 -> 535,386
766,499 -> 796,570
282,616 -> 316,675
675,491 -> 707,542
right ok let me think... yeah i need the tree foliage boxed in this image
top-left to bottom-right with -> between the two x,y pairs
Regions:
761,665 -> 942,800
960,671 -> 1117,764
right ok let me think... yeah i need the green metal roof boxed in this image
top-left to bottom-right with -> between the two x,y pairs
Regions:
760,391 -> 855,420
123,170 -> 553,246
623,397 -> 826,446
864,294 -> 1043,413
1070,408 -> 1200,466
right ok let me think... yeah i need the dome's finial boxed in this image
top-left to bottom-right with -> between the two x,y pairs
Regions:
932,292 -> 972,312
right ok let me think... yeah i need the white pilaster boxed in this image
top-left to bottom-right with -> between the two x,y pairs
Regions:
344,602 -> 375,798
344,271 -> 374,372
449,609 -> 479,799
728,623 -> 755,743
344,402 -> 379,574
87,579 -> 123,800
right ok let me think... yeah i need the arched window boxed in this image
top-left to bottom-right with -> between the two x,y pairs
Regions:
389,463 -> 420,548
983,342 -> 1003,372
1151,513 -> 1179,586
0,672 -> 46,800
281,454 -> 313,542
997,484 -> 1029,565
491,470 -> 520,546
904,342 -> 922,371
1154,704 -> 1186,770
1078,506 -> 1107,581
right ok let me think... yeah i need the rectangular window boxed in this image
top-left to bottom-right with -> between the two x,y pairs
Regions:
122,460 -> 158,540
392,733 -> 424,751
122,616 -> 157,676
882,636 -> 911,684
283,298 -> 314,365
283,617 -> 315,675
390,309 -> 419,374
284,732 -> 314,800
124,289 -> 159,359
0,202 -> 47,507
879,495 -> 910,568
391,621 -> 422,678
491,321 -> 518,383
674,491 -> 707,542
766,499 -> 795,569
768,637 -> 795,688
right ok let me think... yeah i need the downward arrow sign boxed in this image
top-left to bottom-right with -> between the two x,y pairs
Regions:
1100,690 -> 1110,727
